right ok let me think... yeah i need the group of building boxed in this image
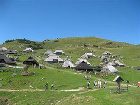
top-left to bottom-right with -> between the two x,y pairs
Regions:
44,49 -> 125,73
0,47 -> 17,67
0,46 -> 125,74
0,47 -> 38,67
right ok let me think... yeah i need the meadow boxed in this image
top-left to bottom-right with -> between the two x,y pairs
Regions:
0,37 -> 140,105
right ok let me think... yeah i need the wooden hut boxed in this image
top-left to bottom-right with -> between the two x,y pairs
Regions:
75,61 -> 93,71
23,56 -> 39,67
0,54 -> 16,65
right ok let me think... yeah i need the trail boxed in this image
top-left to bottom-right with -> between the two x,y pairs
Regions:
0,87 -> 100,93
0,89 -> 44,92
0,84 -> 137,92
0,87 -> 85,92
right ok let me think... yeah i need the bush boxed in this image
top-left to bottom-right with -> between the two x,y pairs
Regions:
4,39 -> 15,43
27,42 -> 43,50
4,38 -> 35,44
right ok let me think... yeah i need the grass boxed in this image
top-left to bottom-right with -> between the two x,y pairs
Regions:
80,87 -> 140,105
0,37 -> 140,105
1,87 -> 139,105
0,67 -> 89,90
0,91 -> 75,105
118,67 -> 140,83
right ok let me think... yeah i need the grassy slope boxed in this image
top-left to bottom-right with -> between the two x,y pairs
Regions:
0,37 -> 140,105
0,91 -> 75,105
0,68 -> 89,90
0,87 -> 139,105
56,87 -> 140,105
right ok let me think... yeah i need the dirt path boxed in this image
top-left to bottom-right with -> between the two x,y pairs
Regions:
0,87 -> 85,92
0,89 -> 44,92
0,84 -> 136,92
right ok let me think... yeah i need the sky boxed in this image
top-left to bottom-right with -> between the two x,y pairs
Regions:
0,0 -> 140,44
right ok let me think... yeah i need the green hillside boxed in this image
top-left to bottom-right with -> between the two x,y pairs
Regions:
0,37 -> 140,105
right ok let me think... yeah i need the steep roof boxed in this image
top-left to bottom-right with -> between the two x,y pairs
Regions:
107,65 -> 118,72
108,60 -> 125,67
54,50 -> 64,55
23,56 -> 39,66
102,64 -> 118,73
102,51 -> 112,55
113,76 -> 124,82
54,50 -> 64,53
115,60 -> 125,66
75,58 -> 91,65
6,50 -> 17,54
44,50 -> 53,55
44,55 -> 64,62
81,53 -> 96,59
0,47 -> 7,51
23,48 -> 34,52
0,54 -> 16,64
62,59 -> 75,68
75,61 -> 93,71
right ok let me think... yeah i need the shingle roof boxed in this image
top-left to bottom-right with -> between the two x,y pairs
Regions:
75,61 -> 93,71
0,54 -> 16,64
23,56 -> 39,66
44,55 -> 64,62
62,59 -> 75,68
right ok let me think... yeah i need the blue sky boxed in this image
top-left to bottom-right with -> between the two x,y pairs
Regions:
0,0 -> 140,44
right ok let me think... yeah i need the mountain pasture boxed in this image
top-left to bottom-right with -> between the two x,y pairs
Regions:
0,37 -> 140,105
